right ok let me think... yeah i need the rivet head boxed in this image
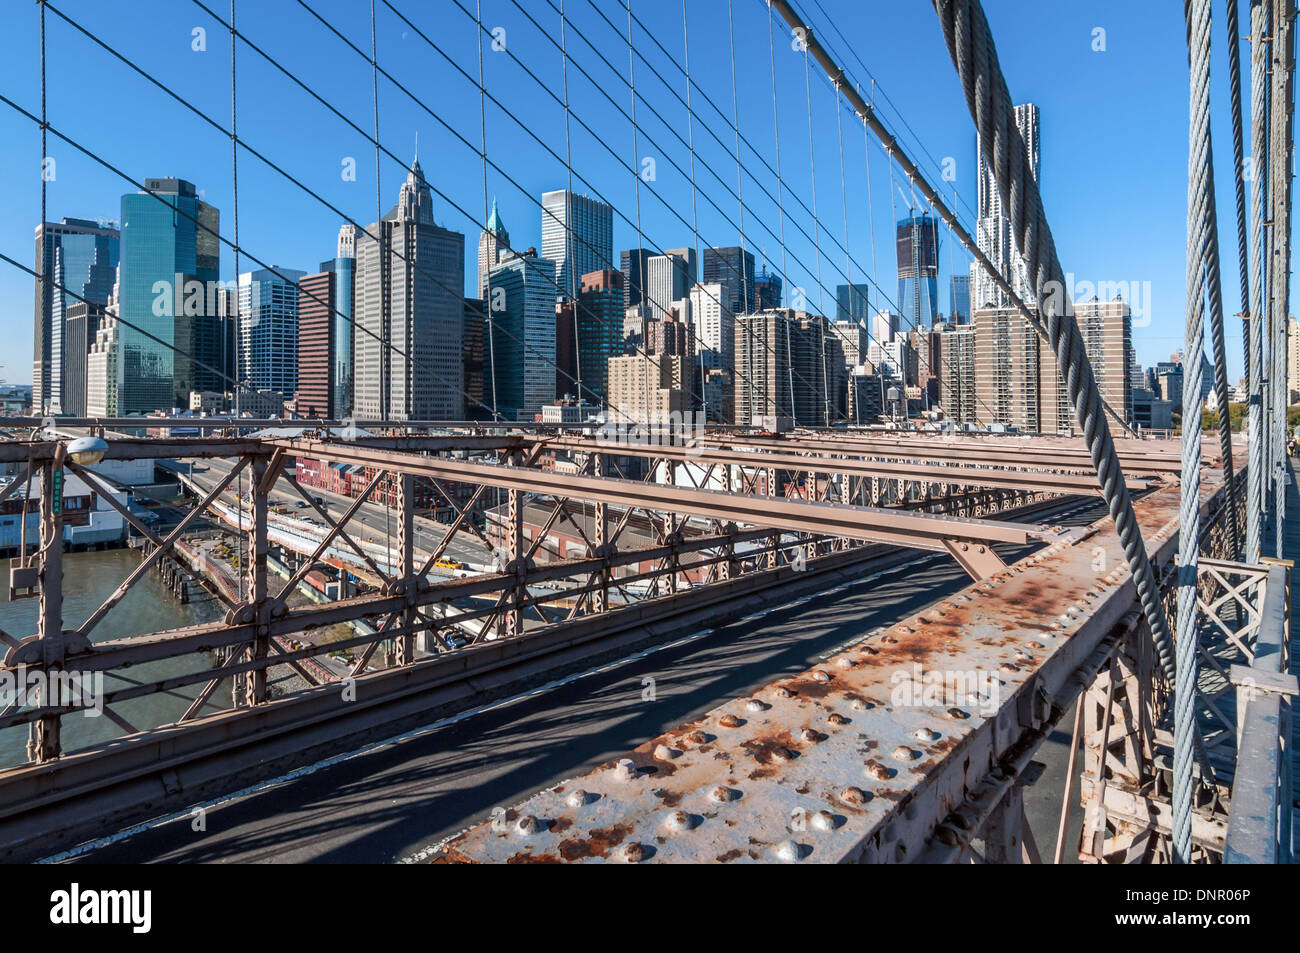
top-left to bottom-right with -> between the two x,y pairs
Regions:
565,789 -> 591,808
827,712 -> 849,726
773,840 -> 803,862
945,707 -> 969,720
840,786 -> 870,806
620,842 -> 646,863
654,744 -> 681,761
613,758 -> 638,781
811,670 -> 831,683
770,745 -> 795,763
774,686 -> 796,699
718,713 -> 744,728
835,656 -> 855,669
799,728 -> 822,744
515,815 -> 541,835
809,810 -> 835,832
851,698 -> 874,711
682,730 -> 708,746
915,728 -> 941,743
710,785 -> 739,803
892,745 -> 920,761
747,698 -> 770,712
663,810 -> 697,831
865,761 -> 893,781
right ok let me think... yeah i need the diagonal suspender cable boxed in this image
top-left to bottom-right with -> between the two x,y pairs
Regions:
926,0 -> 1175,679
1176,0 -> 1214,866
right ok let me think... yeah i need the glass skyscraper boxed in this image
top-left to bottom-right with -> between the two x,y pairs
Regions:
239,267 -> 305,398
488,253 -> 558,420
118,178 -> 220,412
835,283 -> 872,323
896,213 -> 940,329
33,217 -> 119,413
541,190 -> 614,301
949,274 -> 971,325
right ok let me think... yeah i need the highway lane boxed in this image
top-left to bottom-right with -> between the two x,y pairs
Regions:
62,499 -> 1100,863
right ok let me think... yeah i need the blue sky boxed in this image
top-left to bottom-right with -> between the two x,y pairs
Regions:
0,0 -> 1281,386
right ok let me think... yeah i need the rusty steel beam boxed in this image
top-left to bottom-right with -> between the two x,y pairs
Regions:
435,472 -> 1222,864
279,439 -> 1053,554
529,436 -> 1148,495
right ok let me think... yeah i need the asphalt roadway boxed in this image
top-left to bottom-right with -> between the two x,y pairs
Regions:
64,503 -> 1098,864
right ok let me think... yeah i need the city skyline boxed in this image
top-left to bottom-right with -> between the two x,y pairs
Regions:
0,0 -> 1274,388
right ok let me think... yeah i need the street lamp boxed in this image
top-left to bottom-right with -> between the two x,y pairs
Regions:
66,435 -> 108,466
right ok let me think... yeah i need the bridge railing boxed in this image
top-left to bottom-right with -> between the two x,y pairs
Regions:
1224,560 -> 1295,863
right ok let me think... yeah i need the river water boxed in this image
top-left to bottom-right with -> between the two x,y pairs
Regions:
0,548 -> 227,768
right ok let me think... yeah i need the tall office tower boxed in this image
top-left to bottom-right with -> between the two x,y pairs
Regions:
732,309 -> 844,427
830,319 -> 868,367
940,324 -> 976,423
620,248 -> 652,310
910,325 -> 943,408
690,281 -> 734,371
835,283 -> 872,323
33,217 -> 119,413
702,246 -> 755,316
477,197 -> 510,299
753,268 -> 782,310
1040,297 -> 1132,432
871,309 -> 899,347
557,269 -> 624,407
949,274 -> 971,325
896,212 -> 940,329
296,230 -> 356,419
606,352 -> 687,424
239,267 -> 304,399
115,178 -> 220,412
61,301 -> 106,417
86,309 -> 120,418
488,251 -> 558,420
463,297 -> 487,418
332,225 -> 357,418
541,190 -> 614,300
972,102 -> 1039,310
973,306 -> 1041,432
355,157 -> 466,420
847,367 -> 884,423
645,250 -> 695,320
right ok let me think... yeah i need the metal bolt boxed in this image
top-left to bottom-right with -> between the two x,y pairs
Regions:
827,712 -> 849,726
718,713 -> 744,728
746,698 -> 770,712
840,786 -> 869,806
773,840 -> 803,862
653,744 -> 681,761
565,789 -> 591,808
892,745 -> 919,761
914,728 -> 940,743
709,785 -> 739,803
620,842 -> 646,863
811,670 -> 831,683
613,758 -> 638,782
515,814 -> 541,835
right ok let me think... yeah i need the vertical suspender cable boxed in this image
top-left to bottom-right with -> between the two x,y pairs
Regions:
476,0 -> 499,421
1175,0 -> 1214,866
1248,0 -> 1270,562
1228,2 -> 1254,550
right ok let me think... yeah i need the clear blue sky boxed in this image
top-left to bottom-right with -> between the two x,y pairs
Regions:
0,0 -> 1283,385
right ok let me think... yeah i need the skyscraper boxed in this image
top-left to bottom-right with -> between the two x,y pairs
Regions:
295,225 -> 356,419
488,251 -> 558,420
972,103 -> 1039,309
753,268 -> 782,311
117,178 -> 221,412
33,217 -> 119,414
541,190 -> 614,300
646,250 -> 694,320
239,267 -> 304,398
355,157 -> 466,420
896,212 -> 940,329
690,281 -> 734,372
835,283 -> 871,323
477,197 -> 509,299
560,269 -> 624,407
702,246 -> 755,317
620,248 -> 652,310
733,309 -> 844,427
949,274 -> 971,325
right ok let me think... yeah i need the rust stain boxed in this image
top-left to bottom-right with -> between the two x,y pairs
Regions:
556,822 -> 633,861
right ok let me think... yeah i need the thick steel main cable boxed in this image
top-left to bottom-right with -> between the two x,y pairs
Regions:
1175,0 -> 1213,866
1268,0 -> 1294,560
1247,0 -> 1271,562
930,0 -> 1176,679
